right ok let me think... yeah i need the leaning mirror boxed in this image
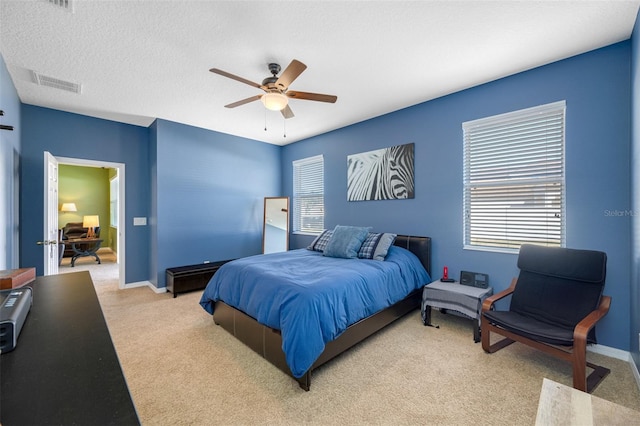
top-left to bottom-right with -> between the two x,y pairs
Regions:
263,197 -> 289,254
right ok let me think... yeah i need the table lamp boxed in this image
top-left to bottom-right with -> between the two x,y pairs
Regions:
60,203 -> 77,212
83,215 -> 99,238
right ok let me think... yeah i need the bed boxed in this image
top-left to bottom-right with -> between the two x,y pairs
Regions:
199,234 -> 431,390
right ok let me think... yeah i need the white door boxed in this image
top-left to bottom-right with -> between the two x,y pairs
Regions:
42,151 -> 59,275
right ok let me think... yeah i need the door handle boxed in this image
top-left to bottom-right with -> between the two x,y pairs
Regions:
36,240 -> 58,245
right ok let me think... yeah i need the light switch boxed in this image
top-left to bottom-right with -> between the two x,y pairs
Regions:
133,217 -> 147,226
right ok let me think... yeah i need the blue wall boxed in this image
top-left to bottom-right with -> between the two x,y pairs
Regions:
283,42 -> 632,351
0,55 -> 21,270
20,105 -> 151,284
4,35 -> 636,353
151,119 -> 281,287
631,13 -> 640,371
17,109 -> 282,288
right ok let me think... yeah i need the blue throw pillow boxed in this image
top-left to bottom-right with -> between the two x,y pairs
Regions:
323,225 -> 370,259
358,233 -> 397,261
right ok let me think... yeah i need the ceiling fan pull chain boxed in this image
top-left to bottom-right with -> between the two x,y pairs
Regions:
264,108 -> 267,131
283,118 -> 286,138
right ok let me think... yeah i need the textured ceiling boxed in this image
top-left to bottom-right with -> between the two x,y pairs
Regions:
1,1 -> 638,145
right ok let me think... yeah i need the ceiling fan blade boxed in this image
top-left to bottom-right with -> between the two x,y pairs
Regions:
286,91 -> 337,103
275,60 -> 307,90
281,104 -> 294,119
210,68 -> 262,89
224,95 -> 262,108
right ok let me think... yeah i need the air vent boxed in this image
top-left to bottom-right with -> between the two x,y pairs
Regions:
46,0 -> 74,12
31,71 -> 82,94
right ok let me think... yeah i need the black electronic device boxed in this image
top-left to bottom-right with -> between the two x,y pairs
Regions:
440,278 -> 455,283
0,287 -> 33,353
460,270 -> 489,288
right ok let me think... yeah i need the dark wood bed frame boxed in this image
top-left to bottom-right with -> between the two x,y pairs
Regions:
212,235 -> 432,391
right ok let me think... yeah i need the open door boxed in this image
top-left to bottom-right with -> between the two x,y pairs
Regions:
53,156 -> 126,288
40,151 -> 59,275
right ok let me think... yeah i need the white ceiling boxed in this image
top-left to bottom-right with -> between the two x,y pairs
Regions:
1,1 -> 638,145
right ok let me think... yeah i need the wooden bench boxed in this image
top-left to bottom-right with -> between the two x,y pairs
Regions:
166,260 -> 233,298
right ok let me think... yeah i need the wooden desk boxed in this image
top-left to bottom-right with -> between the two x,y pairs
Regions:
0,271 -> 139,425
536,378 -> 640,425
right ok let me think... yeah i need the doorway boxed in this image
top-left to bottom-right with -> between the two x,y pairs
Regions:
49,155 -> 126,289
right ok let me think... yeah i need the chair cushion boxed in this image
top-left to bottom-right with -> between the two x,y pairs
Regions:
510,244 -> 606,336
62,222 -> 101,240
517,244 -> 606,283
63,223 -> 87,239
483,310 -> 596,346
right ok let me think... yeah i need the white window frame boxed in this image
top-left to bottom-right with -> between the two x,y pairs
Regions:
293,155 -> 324,235
463,101 -> 566,253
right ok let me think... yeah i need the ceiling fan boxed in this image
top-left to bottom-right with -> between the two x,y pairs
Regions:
210,59 -> 337,119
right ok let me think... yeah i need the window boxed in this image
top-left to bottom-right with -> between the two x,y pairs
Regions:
110,175 -> 119,228
293,155 -> 324,234
463,101 -> 565,252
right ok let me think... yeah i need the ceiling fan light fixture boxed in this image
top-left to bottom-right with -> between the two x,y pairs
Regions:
261,92 -> 288,111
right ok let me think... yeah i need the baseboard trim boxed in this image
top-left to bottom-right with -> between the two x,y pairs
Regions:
588,344 -> 640,392
147,283 -> 167,294
588,343 -> 629,361
631,354 -> 640,392
123,280 -> 166,294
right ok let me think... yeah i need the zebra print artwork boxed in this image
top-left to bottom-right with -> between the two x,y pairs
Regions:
347,143 -> 415,201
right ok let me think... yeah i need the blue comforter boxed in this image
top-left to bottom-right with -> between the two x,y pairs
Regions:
199,246 -> 430,378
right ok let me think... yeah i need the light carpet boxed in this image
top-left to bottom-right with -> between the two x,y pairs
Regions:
58,247 -> 119,282
76,255 -> 640,425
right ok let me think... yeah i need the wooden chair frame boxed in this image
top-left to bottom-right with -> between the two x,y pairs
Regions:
481,278 -> 612,393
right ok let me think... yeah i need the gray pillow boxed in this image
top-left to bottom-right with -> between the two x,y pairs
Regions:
358,233 -> 397,261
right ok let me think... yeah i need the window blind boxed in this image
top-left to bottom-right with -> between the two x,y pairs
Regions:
293,155 -> 324,234
463,101 -> 565,251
